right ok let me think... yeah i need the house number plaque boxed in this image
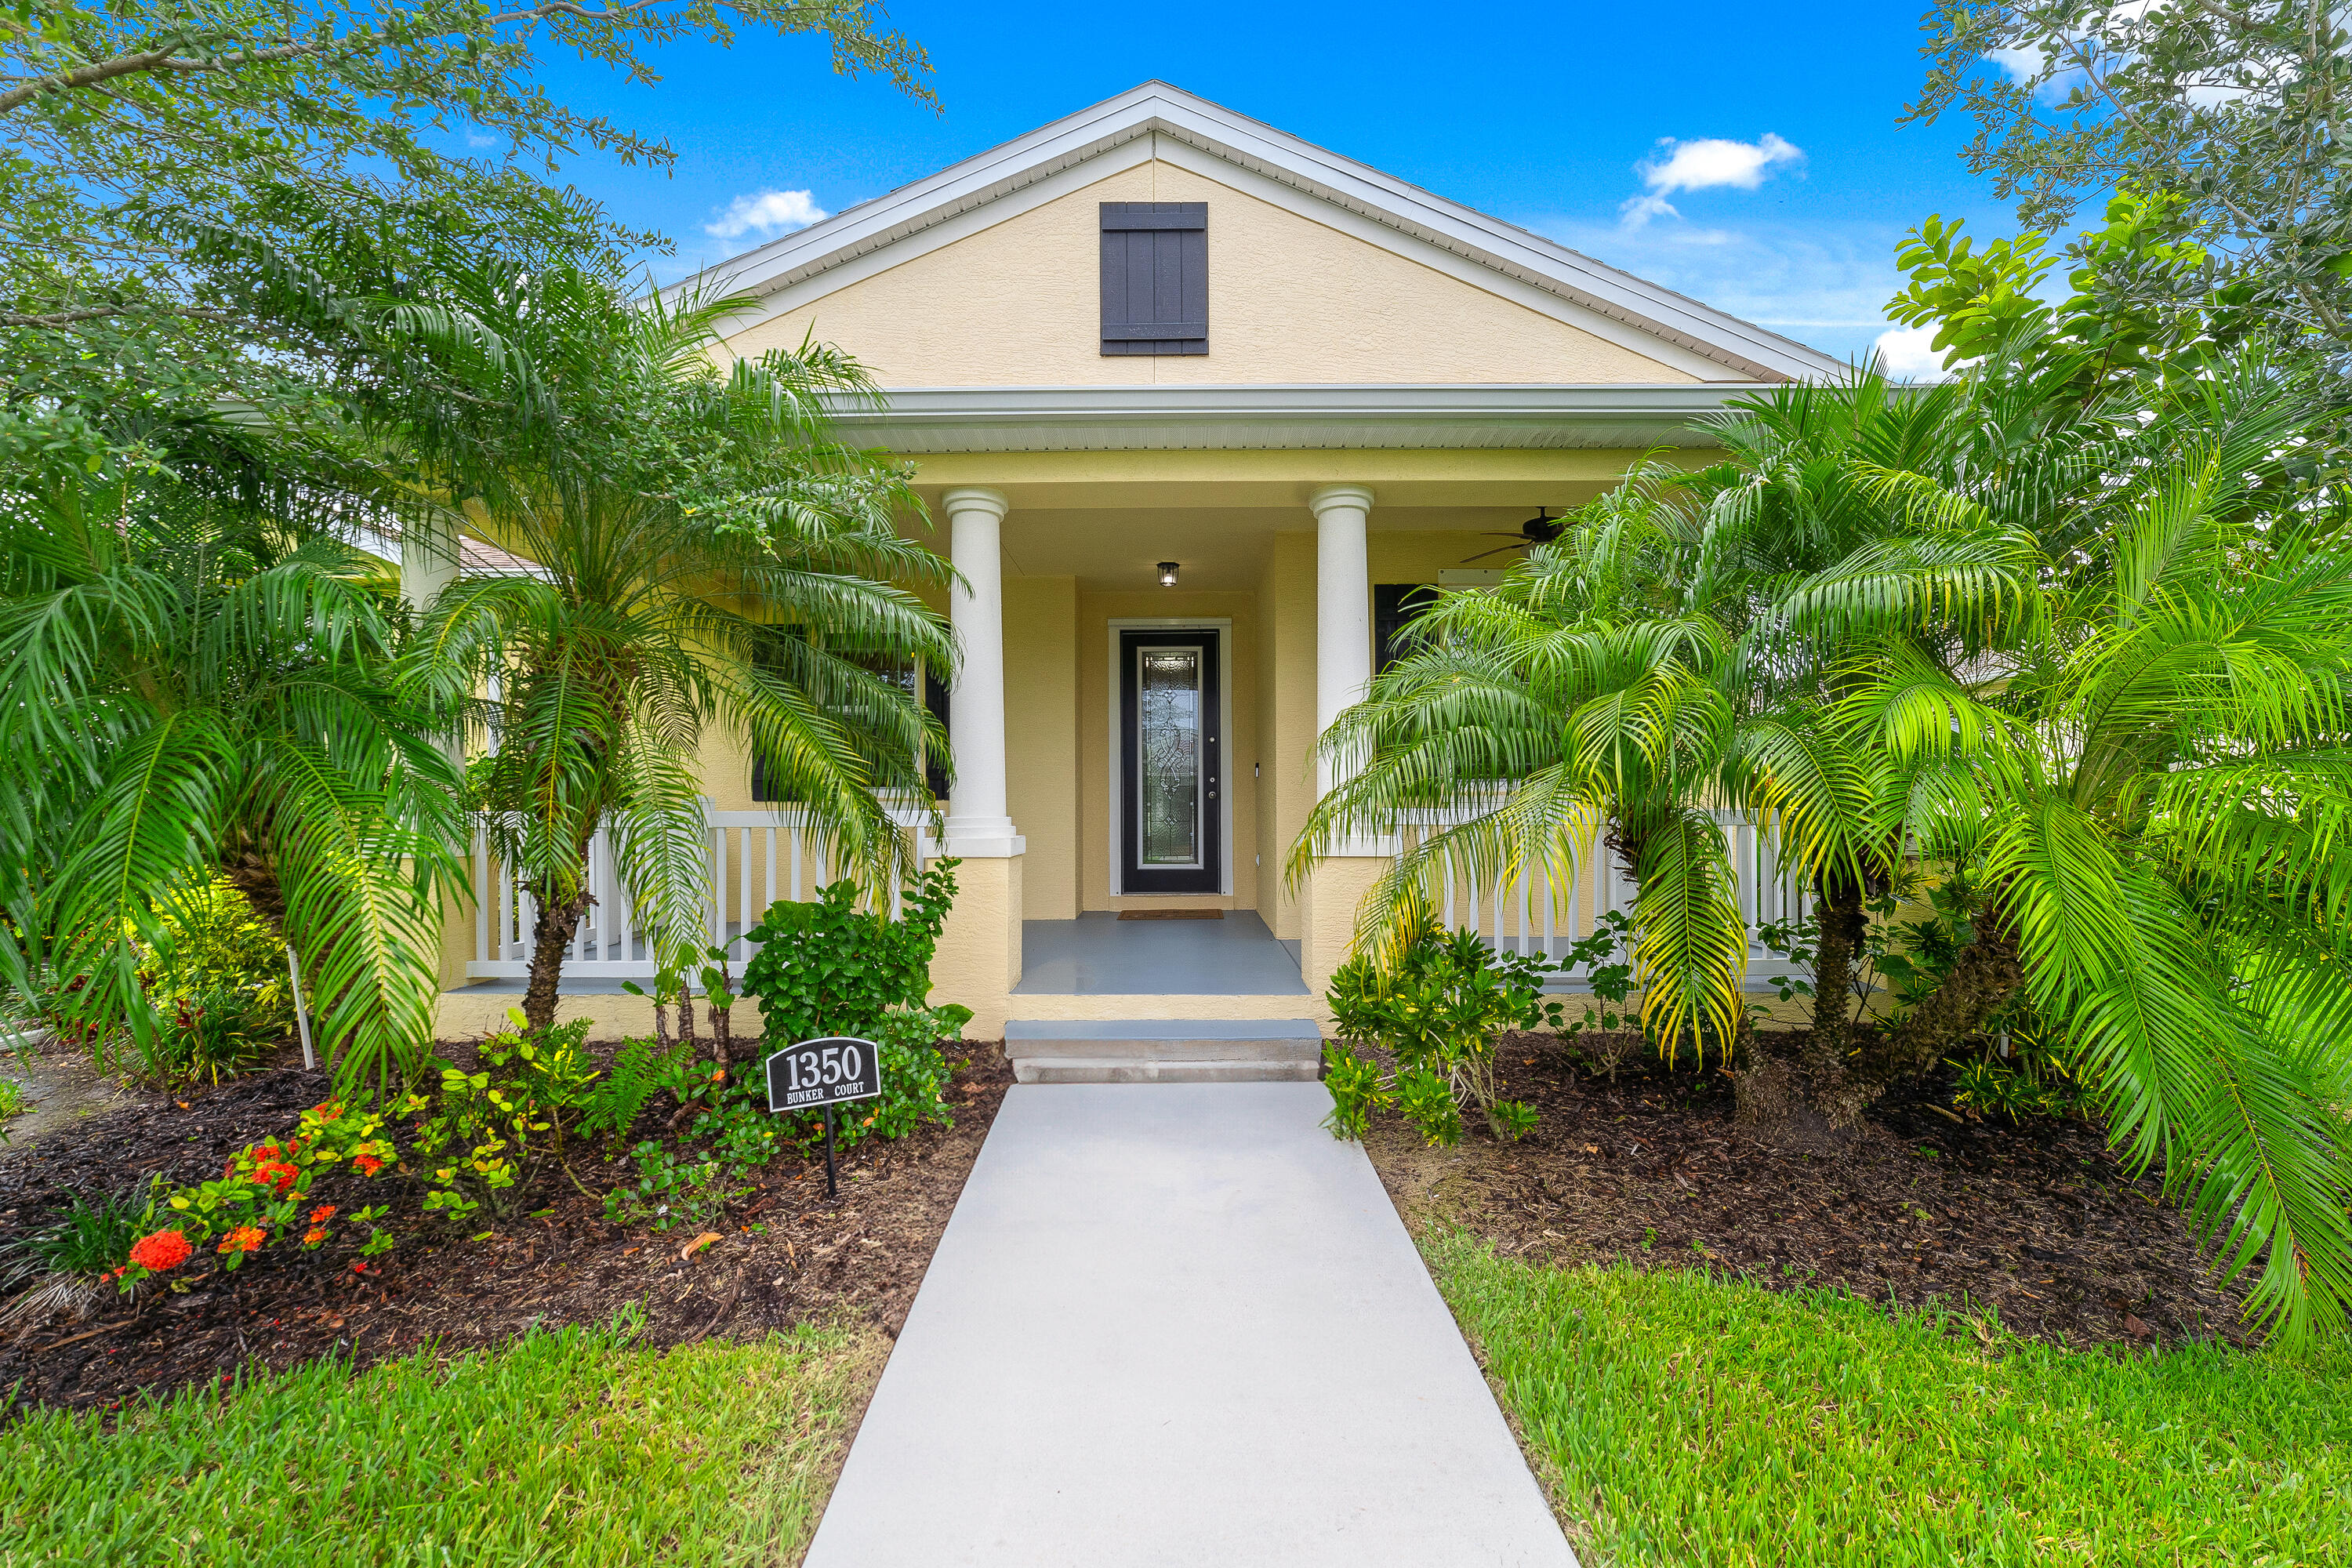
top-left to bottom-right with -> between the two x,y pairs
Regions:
765,1036 -> 882,1199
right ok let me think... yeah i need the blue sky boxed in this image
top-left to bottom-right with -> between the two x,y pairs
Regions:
529,1 -> 2021,369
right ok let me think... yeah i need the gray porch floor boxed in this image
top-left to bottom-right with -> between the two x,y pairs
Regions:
1014,912 -> 1309,996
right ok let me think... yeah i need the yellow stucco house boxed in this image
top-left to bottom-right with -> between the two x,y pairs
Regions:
436,82 -> 1834,1077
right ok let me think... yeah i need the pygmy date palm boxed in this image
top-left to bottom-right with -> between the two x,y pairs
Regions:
0,445 -> 465,1093
392,264 -> 956,1037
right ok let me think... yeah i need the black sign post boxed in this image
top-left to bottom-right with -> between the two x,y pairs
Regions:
765,1036 -> 883,1200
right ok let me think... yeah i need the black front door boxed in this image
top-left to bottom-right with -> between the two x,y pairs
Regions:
1119,628 -> 1221,895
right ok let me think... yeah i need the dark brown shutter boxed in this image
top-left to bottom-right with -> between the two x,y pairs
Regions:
1101,202 -> 1207,356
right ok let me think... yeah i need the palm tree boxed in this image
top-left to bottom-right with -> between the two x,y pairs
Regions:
1846,364 -> 2352,1339
1294,374 -> 2033,1070
389,263 -> 956,1038
0,437 -> 466,1094
1296,357 -> 2352,1339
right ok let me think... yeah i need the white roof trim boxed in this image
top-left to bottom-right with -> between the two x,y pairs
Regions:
826,383 -> 1758,454
671,82 -> 1846,385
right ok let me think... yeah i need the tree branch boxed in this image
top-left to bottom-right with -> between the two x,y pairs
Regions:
0,0 -> 682,117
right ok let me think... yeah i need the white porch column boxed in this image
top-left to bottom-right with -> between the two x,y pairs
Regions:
941,488 -> 1024,858
1309,484 -> 1375,798
400,513 -> 459,616
1302,484 -> 1389,996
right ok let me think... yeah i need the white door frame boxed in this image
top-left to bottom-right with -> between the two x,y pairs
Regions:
1106,618 -> 1234,898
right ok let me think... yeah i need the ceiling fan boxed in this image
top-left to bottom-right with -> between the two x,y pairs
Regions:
1460,506 -> 1565,564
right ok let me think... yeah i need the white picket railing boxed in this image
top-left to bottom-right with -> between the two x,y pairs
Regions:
1399,808 -> 1805,989
468,800 -> 938,981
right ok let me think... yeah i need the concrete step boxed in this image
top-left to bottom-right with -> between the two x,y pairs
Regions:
1018,1058 -> 1322,1084
1005,1019 -> 1325,1084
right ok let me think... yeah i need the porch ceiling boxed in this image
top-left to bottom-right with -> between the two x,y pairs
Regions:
989,504 -> 1612,590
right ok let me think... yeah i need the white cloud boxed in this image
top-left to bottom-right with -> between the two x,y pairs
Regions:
704,188 -> 829,240
1619,132 -> 1804,228
1871,325 -> 1953,382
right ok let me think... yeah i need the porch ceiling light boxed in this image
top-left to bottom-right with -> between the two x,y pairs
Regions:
1156,561 -> 1180,588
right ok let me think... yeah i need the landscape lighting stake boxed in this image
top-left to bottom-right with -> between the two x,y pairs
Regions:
286,945 -> 315,1070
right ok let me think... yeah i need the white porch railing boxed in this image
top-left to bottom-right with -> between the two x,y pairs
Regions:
468,801 -> 939,981
1398,809 -> 1806,989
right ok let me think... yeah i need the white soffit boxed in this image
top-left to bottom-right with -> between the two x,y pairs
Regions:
673,82 -> 1846,385
823,384 -> 1758,454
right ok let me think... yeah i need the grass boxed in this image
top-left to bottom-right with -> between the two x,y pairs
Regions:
0,1072 -> 24,1130
0,1315 -> 880,1566
1425,1229 -> 2352,1567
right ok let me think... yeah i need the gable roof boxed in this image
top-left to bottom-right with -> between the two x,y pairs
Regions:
678,82 -> 1844,385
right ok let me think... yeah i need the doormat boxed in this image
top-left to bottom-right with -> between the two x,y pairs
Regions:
1116,909 -> 1224,920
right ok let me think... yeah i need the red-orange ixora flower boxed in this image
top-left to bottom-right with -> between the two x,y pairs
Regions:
128,1229 -> 191,1272
309,1205 -> 336,1225
350,1261 -> 370,1275
303,1227 -> 329,1245
353,1154 -> 384,1177
218,1225 -> 267,1255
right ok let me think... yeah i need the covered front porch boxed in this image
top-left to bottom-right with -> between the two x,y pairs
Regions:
431,386 -> 1791,1046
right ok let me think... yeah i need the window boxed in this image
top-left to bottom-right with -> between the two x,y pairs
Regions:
748,648 -> 948,803
1374,584 -> 1442,672
1100,202 -> 1207,356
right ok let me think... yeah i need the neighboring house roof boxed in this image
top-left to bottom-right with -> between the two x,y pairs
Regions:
354,527 -> 554,579
673,82 -> 1846,386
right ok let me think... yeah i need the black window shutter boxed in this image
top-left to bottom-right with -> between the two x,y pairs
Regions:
1101,202 -> 1207,356
1374,584 -> 1443,673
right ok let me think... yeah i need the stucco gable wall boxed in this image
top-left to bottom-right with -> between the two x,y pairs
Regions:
720,160 -> 1697,387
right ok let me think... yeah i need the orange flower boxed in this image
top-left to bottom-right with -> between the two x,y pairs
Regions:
218,1225 -> 267,1255
353,1154 -> 383,1177
309,1205 -> 336,1225
303,1226 -> 329,1246
128,1229 -> 191,1272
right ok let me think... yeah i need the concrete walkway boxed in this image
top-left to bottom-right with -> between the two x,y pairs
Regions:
803,1083 -> 1576,1567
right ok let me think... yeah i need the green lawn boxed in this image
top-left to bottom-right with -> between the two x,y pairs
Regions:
1427,1230 -> 2351,1567
1,1317 -> 877,1566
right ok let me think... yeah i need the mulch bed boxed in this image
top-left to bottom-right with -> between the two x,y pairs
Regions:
1362,1030 -> 2257,1352
1,1040 -> 1011,1417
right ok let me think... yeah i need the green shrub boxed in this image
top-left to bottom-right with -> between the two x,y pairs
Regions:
739,862 -> 961,1044
0,1073 -> 25,1131
604,1140 -> 753,1232
1319,1045 -> 1386,1139
401,1014 -> 600,1224
158,982 -> 281,1083
1326,917 -> 1556,1142
146,879 -> 296,1077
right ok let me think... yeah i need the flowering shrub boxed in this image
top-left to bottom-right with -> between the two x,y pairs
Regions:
115,1099 -> 400,1290
126,1229 -> 190,1273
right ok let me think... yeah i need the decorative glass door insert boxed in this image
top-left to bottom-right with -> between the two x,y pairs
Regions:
1118,628 -> 1221,895
1138,648 -> 1203,866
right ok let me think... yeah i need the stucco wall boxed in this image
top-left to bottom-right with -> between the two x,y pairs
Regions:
724,160 -> 1695,388
1004,575 -> 1080,921
1261,533 -> 1317,940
